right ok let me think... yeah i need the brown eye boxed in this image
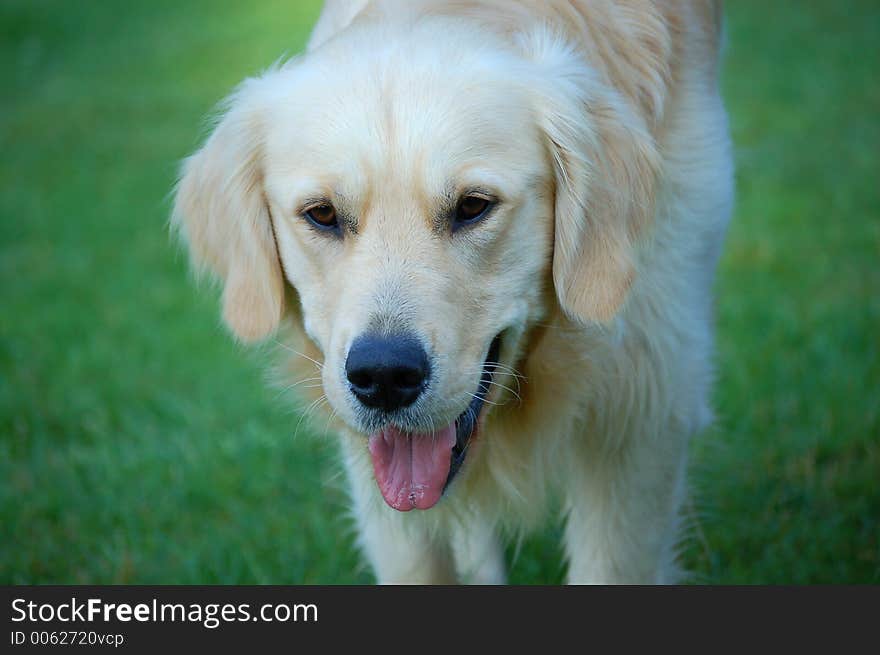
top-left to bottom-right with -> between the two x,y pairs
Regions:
304,204 -> 338,230
455,195 -> 494,228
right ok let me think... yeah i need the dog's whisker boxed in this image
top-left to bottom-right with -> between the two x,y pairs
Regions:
277,376 -> 324,394
465,391 -> 505,407
462,363 -> 527,387
272,339 -> 325,371
490,365 -> 527,383
292,394 -> 328,441
485,379 -> 522,402
459,365 -> 524,400
323,407 -> 340,440
531,321 -> 584,333
492,370 -> 528,389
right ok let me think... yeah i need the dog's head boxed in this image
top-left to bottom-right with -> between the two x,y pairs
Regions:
173,20 -> 658,511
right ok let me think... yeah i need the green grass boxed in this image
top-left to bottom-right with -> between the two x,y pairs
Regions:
1,0 -> 877,584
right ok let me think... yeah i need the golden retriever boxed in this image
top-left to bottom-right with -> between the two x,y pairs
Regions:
173,0 -> 733,584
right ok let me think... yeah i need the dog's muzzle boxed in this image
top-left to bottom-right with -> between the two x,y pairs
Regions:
358,333 -> 502,511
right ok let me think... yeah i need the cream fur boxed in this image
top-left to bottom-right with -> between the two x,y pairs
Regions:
173,0 -> 733,584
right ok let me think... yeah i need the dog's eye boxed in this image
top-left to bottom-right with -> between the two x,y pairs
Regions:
454,195 -> 494,228
304,204 -> 338,230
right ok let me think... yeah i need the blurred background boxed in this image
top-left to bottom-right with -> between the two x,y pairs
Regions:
1,0 -> 877,584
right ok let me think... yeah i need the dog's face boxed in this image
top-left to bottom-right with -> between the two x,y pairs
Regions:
174,26 -> 658,511
267,49 -> 554,511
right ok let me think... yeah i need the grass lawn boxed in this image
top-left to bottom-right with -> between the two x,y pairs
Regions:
1,0 -> 877,584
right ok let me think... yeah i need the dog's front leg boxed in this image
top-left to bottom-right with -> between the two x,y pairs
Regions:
563,433 -> 688,584
340,436 -> 458,584
451,516 -> 506,585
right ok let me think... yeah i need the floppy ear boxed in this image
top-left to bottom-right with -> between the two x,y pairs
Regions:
531,50 -> 661,324
172,79 -> 284,342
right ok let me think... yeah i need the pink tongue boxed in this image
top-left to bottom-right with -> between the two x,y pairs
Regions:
368,423 -> 456,511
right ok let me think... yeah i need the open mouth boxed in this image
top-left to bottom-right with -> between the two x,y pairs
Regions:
367,333 -> 502,512
446,333 -> 501,489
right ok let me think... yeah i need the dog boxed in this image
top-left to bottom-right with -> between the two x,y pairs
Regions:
172,0 -> 733,584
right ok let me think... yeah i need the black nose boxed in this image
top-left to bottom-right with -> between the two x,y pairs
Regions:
345,333 -> 430,412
